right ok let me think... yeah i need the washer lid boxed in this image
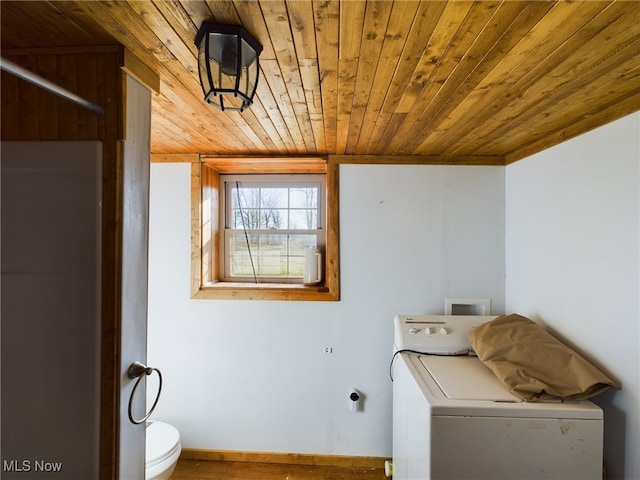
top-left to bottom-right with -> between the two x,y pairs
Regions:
419,355 -> 520,402
146,421 -> 180,465
406,354 -> 603,419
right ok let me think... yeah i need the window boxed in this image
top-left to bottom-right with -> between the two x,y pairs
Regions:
191,157 -> 339,301
221,174 -> 325,283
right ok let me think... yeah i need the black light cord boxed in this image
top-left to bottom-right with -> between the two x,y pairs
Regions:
236,181 -> 258,283
389,349 -> 430,382
389,349 -> 471,382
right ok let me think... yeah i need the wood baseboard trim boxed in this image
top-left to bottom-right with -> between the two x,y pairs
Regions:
180,448 -> 387,469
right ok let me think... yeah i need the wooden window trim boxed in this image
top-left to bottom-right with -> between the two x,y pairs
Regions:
191,157 -> 340,301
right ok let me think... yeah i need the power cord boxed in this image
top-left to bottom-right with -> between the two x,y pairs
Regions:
389,349 -> 472,381
235,181 -> 258,283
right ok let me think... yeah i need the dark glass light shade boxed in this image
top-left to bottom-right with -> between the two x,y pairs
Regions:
195,22 -> 263,112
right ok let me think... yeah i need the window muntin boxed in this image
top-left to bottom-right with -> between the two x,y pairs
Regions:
221,174 -> 325,283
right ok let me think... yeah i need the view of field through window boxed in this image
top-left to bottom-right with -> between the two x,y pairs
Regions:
227,181 -> 321,280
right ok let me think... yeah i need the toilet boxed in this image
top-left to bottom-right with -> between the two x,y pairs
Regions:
146,421 -> 181,480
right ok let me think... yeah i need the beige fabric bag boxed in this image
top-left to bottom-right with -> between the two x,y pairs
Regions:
468,314 -> 620,401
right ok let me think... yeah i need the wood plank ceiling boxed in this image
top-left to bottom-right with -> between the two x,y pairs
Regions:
1,1 -> 639,164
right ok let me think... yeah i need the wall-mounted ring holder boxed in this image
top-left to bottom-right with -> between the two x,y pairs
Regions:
127,361 -> 162,425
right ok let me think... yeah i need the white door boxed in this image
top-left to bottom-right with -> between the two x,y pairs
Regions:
1,141 -> 103,479
118,75 -> 152,480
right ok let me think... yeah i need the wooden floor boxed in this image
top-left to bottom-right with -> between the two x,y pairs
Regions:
170,458 -> 388,480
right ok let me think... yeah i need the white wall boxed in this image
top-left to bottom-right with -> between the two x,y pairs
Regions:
147,164 -> 505,457
505,112 -> 640,480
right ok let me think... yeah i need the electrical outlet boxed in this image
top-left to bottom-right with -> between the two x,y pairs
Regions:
324,346 -> 333,354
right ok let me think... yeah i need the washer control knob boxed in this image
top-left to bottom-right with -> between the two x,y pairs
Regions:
439,327 -> 449,335
409,327 -> 419,334
424,327 -> 434,335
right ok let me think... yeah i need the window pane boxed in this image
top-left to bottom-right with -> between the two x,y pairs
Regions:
289,255 -> 304,277
262,209 -> 287,229
289,235 -> 317,256
258,234 -> 286,255
257,234 -> 287,276
232,209 -> 261,228
289,209 -> 317,229
229,233 -> 317,279
229,234 -> 259,277
290,187 -> 318,209
231,208 -> 289,229
231,187 -> 260,209
261,188 -> 288,208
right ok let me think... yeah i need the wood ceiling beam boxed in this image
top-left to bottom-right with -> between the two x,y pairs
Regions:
330,154 -> 504,166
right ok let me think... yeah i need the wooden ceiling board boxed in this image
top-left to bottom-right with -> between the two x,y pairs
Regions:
254,73 -> 300,153
344,1 -> 393,153
504,88 -> 640,163
354,0 -> 420,154
265,1 -> 317,152
286,1 -> 318,61
367,1 -> 448,153
1,0 -> 639,163
403,1 -> 557,155
427,1 -> 634,157
312,0 -> 340,155
2,1 -> 110,49
386,0 -> 529,153
461,4 -> 640,157
419,1 -> 608,155
335,0 -> 366,153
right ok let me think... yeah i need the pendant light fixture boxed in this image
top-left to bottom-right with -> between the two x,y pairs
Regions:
195,22 -> 263,112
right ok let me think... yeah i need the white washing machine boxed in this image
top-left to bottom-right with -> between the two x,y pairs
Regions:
391,315 -> 604,480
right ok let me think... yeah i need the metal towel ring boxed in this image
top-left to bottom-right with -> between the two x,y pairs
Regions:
127,362 -> 163,425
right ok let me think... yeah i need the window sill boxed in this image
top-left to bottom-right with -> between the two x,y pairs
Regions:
191,282 -> 339,301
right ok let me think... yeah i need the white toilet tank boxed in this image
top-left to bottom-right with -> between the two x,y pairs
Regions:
146,421 -> 181,480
